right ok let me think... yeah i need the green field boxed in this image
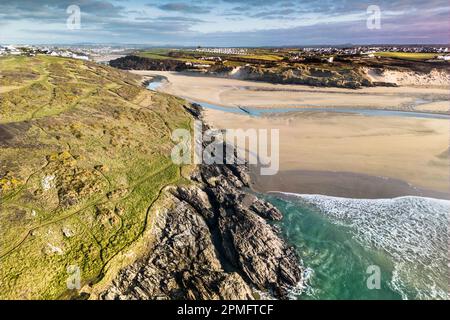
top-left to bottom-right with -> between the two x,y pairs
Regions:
136,48 -> 284,64
0,55 -> 193,299
137,49 -> 173,60
374,52 -> 438,61
240,54 -> 283,61
137,49 -> 215,64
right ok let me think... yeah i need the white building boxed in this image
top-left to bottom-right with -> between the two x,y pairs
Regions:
195,47 -> 248,55
72,54 -> 89,61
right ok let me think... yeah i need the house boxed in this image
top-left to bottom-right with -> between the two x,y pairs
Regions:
72,54 -> 89,61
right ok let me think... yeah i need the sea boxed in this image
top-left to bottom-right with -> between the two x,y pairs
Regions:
265,193 -> 449,300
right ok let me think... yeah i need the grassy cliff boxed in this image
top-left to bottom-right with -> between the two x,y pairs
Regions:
0,55 -> 192,299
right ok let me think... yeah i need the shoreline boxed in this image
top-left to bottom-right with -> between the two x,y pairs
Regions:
106,78 -> 449,301
250,168 -> 450,200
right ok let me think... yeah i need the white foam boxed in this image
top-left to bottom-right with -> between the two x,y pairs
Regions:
275,192 -> 450,300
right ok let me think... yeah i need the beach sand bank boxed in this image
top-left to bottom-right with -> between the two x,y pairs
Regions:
132,70 -> 449,114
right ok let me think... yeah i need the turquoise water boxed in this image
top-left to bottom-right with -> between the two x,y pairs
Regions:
265,194 -> 450,300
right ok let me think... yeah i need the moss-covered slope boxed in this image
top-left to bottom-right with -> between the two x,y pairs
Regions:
0,55 -> 192,299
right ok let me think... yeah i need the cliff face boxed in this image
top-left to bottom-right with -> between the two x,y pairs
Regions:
98,108 -> 303,300
99,162 -> 303,300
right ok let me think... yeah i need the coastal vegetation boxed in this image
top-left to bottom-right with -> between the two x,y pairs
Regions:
374,52 -> 438,61
0,55 -> 192,299
137,48 -> 283,64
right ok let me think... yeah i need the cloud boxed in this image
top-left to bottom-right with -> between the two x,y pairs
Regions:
194,10 -> 450,46
222,0 -> 450,16
250,9 -> 297,18
155,2 -> 211,14
0,0 -> 125,22
0,0 -> 448,45
134,16 -> 207,23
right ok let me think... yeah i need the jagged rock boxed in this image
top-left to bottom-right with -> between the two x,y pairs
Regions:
245,194 -> 283,221
100,198 -> 253,300
177,162 -> 301,299
183,103 -> 203,119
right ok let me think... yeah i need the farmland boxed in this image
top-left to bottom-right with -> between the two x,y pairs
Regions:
374,52 -> 438,61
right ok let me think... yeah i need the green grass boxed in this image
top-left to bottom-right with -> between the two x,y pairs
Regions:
137,48 -> 283,64
137,50 -> 215,65
0,55 -> 193,299
374,52 -> 438,61
138,52 -> 172,60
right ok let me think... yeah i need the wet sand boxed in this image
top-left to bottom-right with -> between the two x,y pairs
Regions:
204,109 -> 449,198
251,169 -> 450,200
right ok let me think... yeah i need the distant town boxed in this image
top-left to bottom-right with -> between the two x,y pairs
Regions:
1,44 -> 449,63
0,45 -> 134,63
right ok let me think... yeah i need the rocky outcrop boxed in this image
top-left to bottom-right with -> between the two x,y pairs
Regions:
99,195 -> 254,300
99,109 -> 302,300
215,65 -> 373,89
99,161 -> 302,300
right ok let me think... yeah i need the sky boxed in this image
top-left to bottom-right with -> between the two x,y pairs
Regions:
0,0 -> 449,46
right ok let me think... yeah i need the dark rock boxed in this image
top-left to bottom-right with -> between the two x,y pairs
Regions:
183,103 -> 203,119
100,198 -> 253,300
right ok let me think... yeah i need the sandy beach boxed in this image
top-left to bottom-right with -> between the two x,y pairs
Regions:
134,70 -> 450,199
204,110 -> 449,198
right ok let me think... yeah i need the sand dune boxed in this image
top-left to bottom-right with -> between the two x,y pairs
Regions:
364,68 -> 450,87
